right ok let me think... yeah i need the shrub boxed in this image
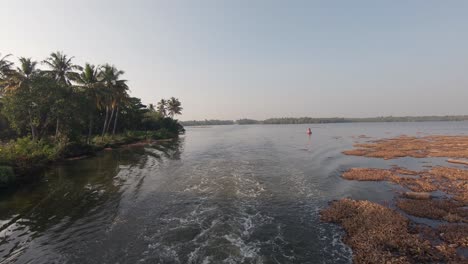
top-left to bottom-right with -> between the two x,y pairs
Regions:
0,137 -> 59,169
59,142 -> 95,158
0,166 -> 15,187
150,128 -> 175,140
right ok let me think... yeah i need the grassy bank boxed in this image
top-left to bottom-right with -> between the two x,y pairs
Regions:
0,129 -> 179,188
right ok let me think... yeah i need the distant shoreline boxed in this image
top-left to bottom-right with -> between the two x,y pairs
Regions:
181,116 -> 468,126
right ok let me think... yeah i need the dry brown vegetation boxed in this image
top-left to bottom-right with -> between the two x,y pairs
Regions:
342,166 -> 468,204
342,168 -> 393,181
343,135 -> 468,160
397,199 -> 467,223
335,166 -> 468,262
321,199 -> 465,263
438,224 -> 468,247
324,134 -> 468,263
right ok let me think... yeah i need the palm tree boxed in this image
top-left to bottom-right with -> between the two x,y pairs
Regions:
99,64 -> 128,137
112,92 -> 129,135
0,53 -> 13,93
42,51 -> 82,138
74,63 -> 104,143
148,103 -> 155,112
2,57 -> 40,139
167,97 -> 182,118
157,99 -> 167,117
1,58 -> 37,93
42,51 -> 82,85
18,57 -> 39,140
18,57 -> 39,78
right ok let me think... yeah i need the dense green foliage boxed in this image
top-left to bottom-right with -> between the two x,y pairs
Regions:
0,137 -> 59,169
181,120 -> 235,126
0,51 -> 185,185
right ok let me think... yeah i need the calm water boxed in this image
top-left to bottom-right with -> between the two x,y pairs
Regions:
1,122 -> 468,264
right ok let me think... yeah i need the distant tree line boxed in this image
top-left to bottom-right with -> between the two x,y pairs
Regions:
237,116 -> 468,125
180,116 -> 468,127
181,120 -> 235,126
236,119 -> 262,125
263,117 -> 347,124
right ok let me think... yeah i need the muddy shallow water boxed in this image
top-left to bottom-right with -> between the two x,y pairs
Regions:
1,122 -> 467,264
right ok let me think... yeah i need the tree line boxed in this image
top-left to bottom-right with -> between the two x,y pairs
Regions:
0,52 -> 183,144
179,116 -> 468,126
180,120 -> 235,126
261,116 -> 468,124
244,116 -> 468,125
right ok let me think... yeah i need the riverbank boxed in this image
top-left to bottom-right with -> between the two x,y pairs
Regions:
0,130 -> 179,188
322,134 -> 468,263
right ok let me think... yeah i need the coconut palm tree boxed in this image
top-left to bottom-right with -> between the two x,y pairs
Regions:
167,97 -> 182,118
17,57 -> 39,78
157,99 -> 167,117
2,57 -> 40,139
0,53 -> 13,93
17,57 -> 40,140
99,64 -> 128,137
112,92 -> 129,135
42,52 -> 82,138
74,63 -> 105,143
1,57 -> 36,93
42,51 -> 82,85
0,53 -> 13,76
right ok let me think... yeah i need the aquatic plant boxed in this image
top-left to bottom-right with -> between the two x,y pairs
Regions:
321,199 -> 464,263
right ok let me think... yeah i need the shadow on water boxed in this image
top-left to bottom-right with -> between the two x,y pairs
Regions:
0,139 -> 184,264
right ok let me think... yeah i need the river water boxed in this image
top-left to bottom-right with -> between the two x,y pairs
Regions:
1,122 -> 467,264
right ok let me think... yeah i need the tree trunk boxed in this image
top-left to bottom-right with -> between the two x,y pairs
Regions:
55,118 -> 60,139
28,109 -> 36,141
106,106 -> 115,134
87,116 -> 93,144
112,105 -> 119,136
102,106 -> 109,138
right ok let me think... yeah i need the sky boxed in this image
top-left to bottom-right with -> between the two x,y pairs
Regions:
1,0 -> 468,121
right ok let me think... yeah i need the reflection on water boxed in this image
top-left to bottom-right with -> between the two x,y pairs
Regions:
1,122 -> 467,263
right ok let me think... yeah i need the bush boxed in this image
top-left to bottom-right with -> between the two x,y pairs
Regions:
59,142 -> 95,158
150,128 -> 175,140
142,116 -> 185,135
0,137 -> 59,169
0,166 -> 15,187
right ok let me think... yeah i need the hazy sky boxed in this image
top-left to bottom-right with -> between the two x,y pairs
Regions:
2,1 -> 468,120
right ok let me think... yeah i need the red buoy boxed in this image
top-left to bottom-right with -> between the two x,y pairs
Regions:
307,128 -> 312,135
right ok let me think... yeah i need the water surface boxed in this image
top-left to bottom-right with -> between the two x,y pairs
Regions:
1,122 -> 467,263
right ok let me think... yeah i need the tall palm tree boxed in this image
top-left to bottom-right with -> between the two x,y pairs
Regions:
148,103 -> 155,112
2,57 -> 40,139
99,64 -> 128,137
112,92 -> 129,135
157,99 -> 167,117
42,51 -> 82,138
74,63 -> 104,143
167,97 -> 182,118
